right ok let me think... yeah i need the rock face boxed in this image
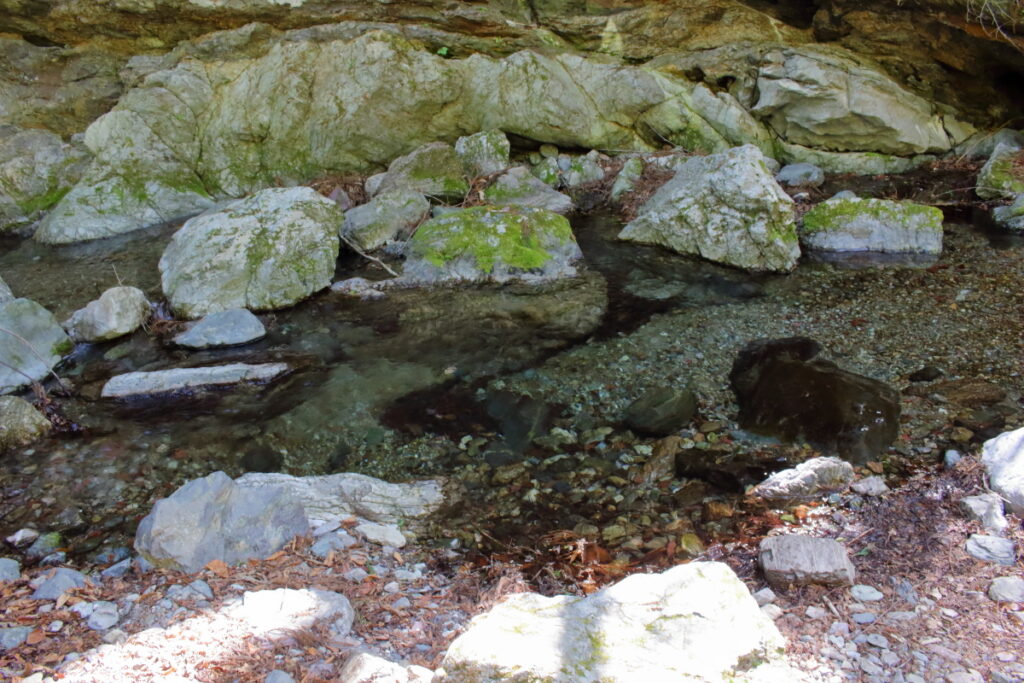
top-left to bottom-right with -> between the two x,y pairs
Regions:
0,127 -> 90,232
800,197 -> 944,254
0,298 -> 73,395
0,396 -> 50,450
981,427 -> 1024,514
752,456 -> 854,504
173,309 -> 266,349
730,337 -> 900,465
159,187 -> 341,318
102,363 -> 289,398
760,535 -> 856,589
752,47 -> 953,156
977,143 -> 1024,200
455,130 -> 510,177
618,145 -> 799,272
135,471 -> 310,572
372,142 -> 469,201
442,562 -> 786,682
483,167 -> 574,214
341,189 -> 429,251
403,206 -> 582,284
63,286 -> 150,342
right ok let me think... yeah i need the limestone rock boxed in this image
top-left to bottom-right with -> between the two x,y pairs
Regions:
977,143 -> 1024,200
0,298 -> 73,395
0,396 -> 50,450
234,472 -> 445,533
442,562 -> 786,682
730,337 -> 900,465
402,206 -> 582,285
752,456 -> 854,504
622,386 -> 697,436
341,189 -> 429,251
753,47 -> 953,155
619,145 -> 799,273
483,166 -> 573,214
759,535 -> 856,589
988,577 -> 1024,603
172,309 -> 266,349
0,127 -> 90,232
982,427 -> 1024,514
159,187 -> 340,318
226,588 -> 353,637
455,130 -> 510,177
776,163 -> 824,188
63,286 -> 150,342
101,363 -> 289,398
992,194 -> 1024,233
373,142 -> 468,202
354,522 -> 406,548
776,141 -> 926,175
960,493 -> 1008,535
135,471 -> 310,572
965,534 -> 1016,566
800,197 -> 943,254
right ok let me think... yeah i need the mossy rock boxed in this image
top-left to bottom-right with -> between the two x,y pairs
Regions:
977,143 -> 1024,200
800,197 -> 943,254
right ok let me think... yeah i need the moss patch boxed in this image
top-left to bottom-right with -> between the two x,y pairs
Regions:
802,197 -> 942,234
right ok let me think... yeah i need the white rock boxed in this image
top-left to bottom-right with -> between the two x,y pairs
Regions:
752,456 -> 854,503
982,427 -> 1024,514
0,298 -> 73,394
355,522 -> 406,548
340,652 -> 418,683
760,535 -> 855,589
851,476 -> 890,497
965,534 -> 1016,566
101,363 -> 289,398
63,286 -> 150,342
5,528 -> 38,547
227,588 -> 353,637
172,309 -> 266,349
851,584 -> 884,601
86,601 -> 120,630
988,577 -> 1024,603
960,493 -> 1008,535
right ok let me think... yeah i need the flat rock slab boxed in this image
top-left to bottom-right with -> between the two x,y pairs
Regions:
172,309 -> 266,349
101,363 -> 288,398
965,534 -> 1016,566
760,535 -> 856,589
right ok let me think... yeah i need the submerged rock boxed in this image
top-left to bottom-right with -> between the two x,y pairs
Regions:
618,145 -> 799,272
455,130 -> 510,177
172,309 -> 266,349
402,205 -> 582,284
730,337 -> 900,464
159,187 -> 340,318
800,197 -> 943,254
483,166 -> 573,214
442,562 -> 786,682
0,396 -> 51,450
63,286 -> 150,342
752,456 -> 854,504
0,127 -> 90,232
759,535 -> 856,589
0,298 -> 73,395
622,386 -> 697,436
101,363 -> 289,398
135,471 -> 310,573
341,188 -> 429,251
981,427 -> 1024,514
372,142 -> 469,202
977,143 -> 1024,200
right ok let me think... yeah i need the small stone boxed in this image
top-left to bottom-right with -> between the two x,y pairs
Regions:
30,567 -> 88,600
752,586 -> 776,606
623,386 -> 697,436
47,620 -> 63,632
0,626 -> 32,651
343,567 -> 368,582
760,535 -> 856,589
960,493 -> 1008,535
829,621 -> 850,636
851,476 -> 890,497
851,584 -> 884,601
354,522 -> 406,548
761,604 -> 784,620
265,671 -> 295,683
944,450 -> 962,468
310,531 -> 357,559
86,601 -> 119,630
946,672 -> 984,683
965,534 -> 1016,565
188,579 -> 213,600
776,162 -> 825,187
102,629 -> 127,644
866,633 -> 890,649
988,576 -> 1024,602
6,528 -> 39,548
805,605 -> 827,619
860,658 -> 883,675
852,612 -> 877,624
0,557 -> 20,582
101,558 -> 132,580
392,597 -> 412,609
383,581 -> 400,594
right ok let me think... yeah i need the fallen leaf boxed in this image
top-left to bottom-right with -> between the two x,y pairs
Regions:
25,629 -> 46,645
205,559 -> 230,578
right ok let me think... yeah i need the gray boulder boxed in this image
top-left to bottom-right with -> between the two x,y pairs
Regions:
173,309 -> 266,349
982,427 -> 1024,514
402,206 -> 582,285
0,396 -> 50,450
752,456 -> 854,504
960,493 -> 1008,535
30,567 -> 89,600
0,127 -> 90,232
0,627 -> 32,651
800,197 -> 943,254
455,130 -> 510,177
341,188 -> 429,251
618,145 -> 799,272
0,557 -> 20,582
775,162 -> 824,187
135,471 -> 310,572
373,142 -> 469,202
483,166 -> 574,214
977,142 -> 1024,200
442,562 -> 787,682
159,187 -> 341,318
992,194 -> 1024,233
63,286 -> 150,342
759,535 -> 856,589
965,534 -> 1016,566
0,298 -> 73,394
101,363 -> 289,398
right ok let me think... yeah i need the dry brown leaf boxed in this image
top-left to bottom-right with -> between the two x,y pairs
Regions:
25,629 -> 46,646
205,559 -> 230,578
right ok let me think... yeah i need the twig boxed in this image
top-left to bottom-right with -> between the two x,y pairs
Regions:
338,233 -> 400,278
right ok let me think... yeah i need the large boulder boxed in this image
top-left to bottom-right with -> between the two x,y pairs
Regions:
0,298 -> 73,394
483,166 -> 574,214
402,206 -> 582,284
341,189 -> 429,251
0,128 -> 90,232
442,562 -> 786,682
800,197 -> 944,254
134,471 -> 310,572
618,145 -> 799,272
372,142 -> 469,202
982,427 -> 1024,514
730,337 -> 900,464
159,187 -> 341,318
752,47 -> 954,155
0,396 -> 50,450
63,286 -> 150,342
977,143 -> 1024,200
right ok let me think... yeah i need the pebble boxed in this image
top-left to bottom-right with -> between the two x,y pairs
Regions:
392,597 -> 412,609
761,604 -> 784,620
829,621 -> 850,636
102,629 -> 127,644
805,606 -> 828,619
86,602 -> 120,631
383,581 -> 400,593
852,612 -> 877,624
47,620 -> 63,632
861,659 -> 883,675
752,586 -> 776,606
851,476 -> 890,496
0,557 -> 20,582
265,671 -> 295,683
0,626 -> 32,651
944,450 -> 962,468
310,532 -> 357,559
31,568 -> 89,600
866,634 -> 890,649
101,558 -> 133,580
342,567 -> 368,582
851,585 -> 884,601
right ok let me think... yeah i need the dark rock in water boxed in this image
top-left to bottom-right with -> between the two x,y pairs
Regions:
675,448 -> 782,492
729,338 -> 900,465
908,365 -> 943,382
623,387 -> 697,436
486,391 -> 554,454
241,446 -> 284,473
484,442 -> 522,468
